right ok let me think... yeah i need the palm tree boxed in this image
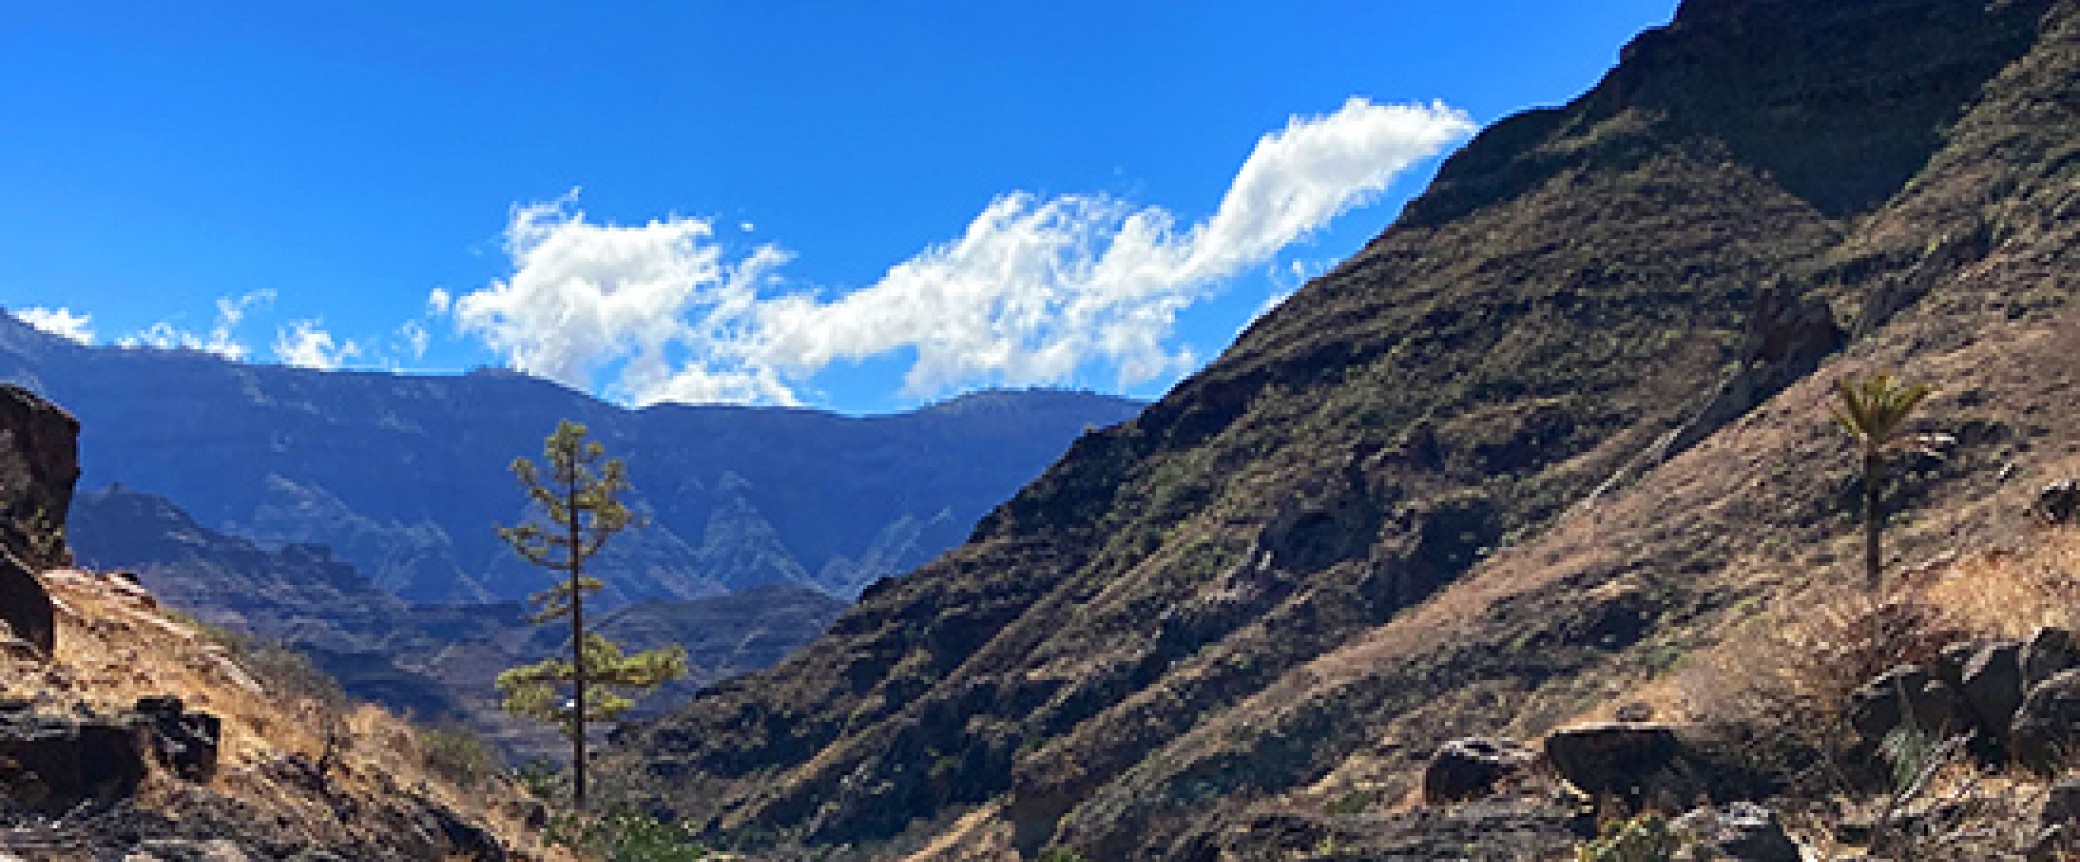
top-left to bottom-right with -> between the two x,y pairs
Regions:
1830,373 -> 1933,596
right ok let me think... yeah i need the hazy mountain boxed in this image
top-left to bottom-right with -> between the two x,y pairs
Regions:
0,316 -> 1142,605
606,0 -> 2080,857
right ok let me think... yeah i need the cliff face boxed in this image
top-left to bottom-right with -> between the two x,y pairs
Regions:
0,326 -> 1142,605
609,0 -> 2080,857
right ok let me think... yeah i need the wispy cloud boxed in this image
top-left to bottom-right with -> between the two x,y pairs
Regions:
15,307 -> 95,345
272,319 -> 362,370
446,98 -> 1475,406
117,290 -> 275,361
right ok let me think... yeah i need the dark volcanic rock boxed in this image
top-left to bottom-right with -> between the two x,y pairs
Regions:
1673,802 -> 1801,862
1846,664 -> 1971,742
0,550 -> 52,658
1423,737 -> 1542,804
130,696 -> 221,783
1961,639 -> 2027,738
2013,669 -> 2080,772
2025,627 -> 2080,689
2033,480 -> 2080,525
0,708 -> 148,814
1544,723 -> 1772,808
0,384 -> 79,567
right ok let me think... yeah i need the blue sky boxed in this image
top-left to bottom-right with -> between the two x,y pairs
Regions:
0,1 -> 1677,414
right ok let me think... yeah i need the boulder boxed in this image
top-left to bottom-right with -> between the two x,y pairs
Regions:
1673,802 -> 1801,862
2034,479 -> 2080,526
126,839 -> 254,862
0,384 -> 80,567
1961,639 -> 2027,735
0,549 -> 52,657
129,695 -> 221,782
2015,670 -> 2080,772
1542,722 -> 1771,807
0,708 -> 149,813
1423,737 -> 1541,804
2025,627 -> 2080,689
1845,665 -> 1970,742
2042,777 -> 2080,827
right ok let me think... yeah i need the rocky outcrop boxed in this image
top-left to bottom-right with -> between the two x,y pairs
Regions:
2013,669 -> 2080,772
0,384 -> 79,567
1846,664 -> 1971,742
1543,723 -> 1773,808
1423,737 -> 1542,804
1672,802 -> 1802,862
0,696 -> 223,814
2032,480 -> 2080,525
0,384 -> 77,659
0,550 -> 52,658
131,696 -> 221,783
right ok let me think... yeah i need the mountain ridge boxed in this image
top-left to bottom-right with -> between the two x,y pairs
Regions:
605,0 -> 2080,857
0,313 -> 1143,605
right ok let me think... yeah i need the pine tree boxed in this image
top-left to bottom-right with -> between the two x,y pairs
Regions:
495,419 -> 687,811
1829,373 -> 1934,596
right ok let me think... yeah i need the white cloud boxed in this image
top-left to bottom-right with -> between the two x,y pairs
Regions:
446,98 -> 1474,406
15,307 -> 95,344
426,288 -> 452,316
398,319 -> 432,360
117,289 -> 274,361
272,319 -> 362,370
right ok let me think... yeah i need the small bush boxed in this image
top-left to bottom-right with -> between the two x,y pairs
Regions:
1035,848 -> 1092,862
546,809 -> 708,861
1577,811 -> 1682,862
419,721 -> 503,790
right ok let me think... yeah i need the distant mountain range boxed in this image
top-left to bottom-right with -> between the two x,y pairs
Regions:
0,310 -> 1143,606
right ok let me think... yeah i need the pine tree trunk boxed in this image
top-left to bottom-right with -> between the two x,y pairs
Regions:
569,484 -> 588,813
1864,449 -> 1883,596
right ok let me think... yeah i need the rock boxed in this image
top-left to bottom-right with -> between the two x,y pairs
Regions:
2013,670 -> 2080,772
425,804 -> 507,861
0,708 -> 149,813
2042,777 -> 2080,826
1542,722 -> 1771,807
2025,627 -> 2080,689
0,550 -> 52,658
1673,802 -> 1801,862
1961,639 -> 2027,736
1615,702 -> 1655,723
127,839 -> 253,862
1423,737 -> 1542,804
128,696 -> 221,782
0,385 -> 81,556
2034,479 -> 2080,525
1845,665 -> 1970,742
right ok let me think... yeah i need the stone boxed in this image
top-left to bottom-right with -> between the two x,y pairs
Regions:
2034,480 -> 2080,526
2042,777 -> 2080,826
0,709 -> 149,814
0,550 -> 52,658
1423,737 -> 1542,804
128,696 -> 221,782
1673,801 -> 1801,862
2025,627 -> 2080,689
1614,702 -> 1655,723
129,839 -> 252,862
1961,639 -> 2027,736
1542,722 -> 1770,807
1845,665 -> 1970,742
2013,670 -> 2080,772
0,385 -> 81,567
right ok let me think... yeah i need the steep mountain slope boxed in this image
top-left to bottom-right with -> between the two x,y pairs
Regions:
608,0 -> 2080,857
0,320 -> 1141,604
67,486 -> 845,755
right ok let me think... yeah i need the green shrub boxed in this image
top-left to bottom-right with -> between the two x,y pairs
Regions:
419,721 -> 503,790
1035,848 -> 1091,862
546,810 -> 708,861
1577,811 -> 1682,862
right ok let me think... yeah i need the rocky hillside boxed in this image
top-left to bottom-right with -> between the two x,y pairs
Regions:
0,384 -> 565,860
606,0 -> 2080,857
0,317 -> 1141,604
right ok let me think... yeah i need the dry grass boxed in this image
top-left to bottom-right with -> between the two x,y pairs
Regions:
2,567 -> 576,860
